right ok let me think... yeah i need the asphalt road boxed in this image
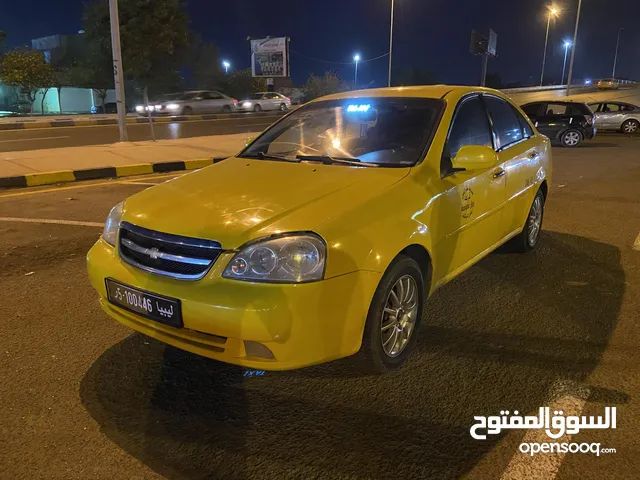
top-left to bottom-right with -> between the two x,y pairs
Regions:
1,135 -> 639,479
0,113 -> 283,153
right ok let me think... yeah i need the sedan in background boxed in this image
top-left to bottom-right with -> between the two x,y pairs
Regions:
597,78 -> 620,90
521,101 -> 596,147
136,91 -> 238,116
91,102 -> 118,114
588,102 -> 640,134
236,92 -> 291,112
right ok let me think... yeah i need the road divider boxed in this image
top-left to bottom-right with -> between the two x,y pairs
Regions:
0,157 -> 227,189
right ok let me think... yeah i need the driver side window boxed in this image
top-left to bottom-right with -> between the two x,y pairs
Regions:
442,96 -> 493,177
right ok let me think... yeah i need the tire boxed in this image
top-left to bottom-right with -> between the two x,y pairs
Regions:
359,255 -> 425,373
621,119 -> 639,134
507,189 -> 545,253
222,105 -> 231,113
181,106 -> 193,116
560,129 -> 582,147
279,103 -> 287,111
253,104 -> 262,112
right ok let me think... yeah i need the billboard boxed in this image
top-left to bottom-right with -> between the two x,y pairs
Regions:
488,29 -> 498,57
251,37 -> 289,78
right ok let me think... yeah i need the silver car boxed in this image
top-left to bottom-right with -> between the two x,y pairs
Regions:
588,102 -> 640,134
136,91 -> 238,116
237,92 -> 291,112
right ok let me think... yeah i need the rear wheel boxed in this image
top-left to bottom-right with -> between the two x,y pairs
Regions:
253,104 -> 262,112
507,189 -> 545,253
561,129 -> 582,147
621,119 -> 639,134
181,106 -> 193,115
279,103 -> 287,111
222,105 -> 231,113
359,256 -> 425,373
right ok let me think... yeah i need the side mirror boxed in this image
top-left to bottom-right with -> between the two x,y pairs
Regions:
244,136 -> 254,147
451,145 -> 498,172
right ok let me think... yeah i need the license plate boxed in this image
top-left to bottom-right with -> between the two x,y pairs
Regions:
105,279 -> 183,328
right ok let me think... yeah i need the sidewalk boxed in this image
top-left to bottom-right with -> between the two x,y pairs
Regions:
0,133 -> 258,188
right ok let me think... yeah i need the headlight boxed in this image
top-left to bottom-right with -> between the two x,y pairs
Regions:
166,103 -> 180,110
102,201 -> 123,247
154,105 -> 162,109
242,101 -> 252,108
223,234 -> 326,283
135,105 -> 144,112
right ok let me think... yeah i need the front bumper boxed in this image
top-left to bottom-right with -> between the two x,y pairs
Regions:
87,239 -> 381,370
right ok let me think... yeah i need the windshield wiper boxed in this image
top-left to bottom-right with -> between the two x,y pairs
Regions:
241,152 -> 300,163
295,155 -> 378,168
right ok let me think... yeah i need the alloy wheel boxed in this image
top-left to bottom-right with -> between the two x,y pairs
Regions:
380,275 -> 419,357
563,131 -> 580,146
528,195 -> 543,246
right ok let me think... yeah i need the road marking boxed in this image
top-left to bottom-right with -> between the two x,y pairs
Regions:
633,232 -> 640,251
500,379 -> 590,480
120,181 -> 162,186
0,135 -> 70,143
0,173 -> 181,199
0,216 -> 103,227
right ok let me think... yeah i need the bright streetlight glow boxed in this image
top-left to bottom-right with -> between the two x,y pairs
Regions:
540,5 -> 560,86
561,40 -> 572,85
353,54 -> 360,62
222,60 -> 231,74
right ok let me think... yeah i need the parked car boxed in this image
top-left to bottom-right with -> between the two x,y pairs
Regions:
88,85 -> 552,372
597,78 -> 620,90
135,91 -> 238,116
587,101 -> 640,134
91,102 -> 117,114
521,101 -> 596,147
236,92 -> 291,112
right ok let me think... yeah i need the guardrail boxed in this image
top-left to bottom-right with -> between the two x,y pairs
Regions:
502,79 -> 636,94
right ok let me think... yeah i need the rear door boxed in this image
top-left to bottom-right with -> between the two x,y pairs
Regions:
602,103 -> 625,129
264,93 -> 280,110
483,95 -> 544,237
535,103 -> 572,139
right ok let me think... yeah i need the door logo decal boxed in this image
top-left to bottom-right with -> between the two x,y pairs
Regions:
461,185 -> 475,219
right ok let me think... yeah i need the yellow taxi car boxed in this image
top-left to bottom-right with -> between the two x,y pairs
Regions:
87,86 -> 552,372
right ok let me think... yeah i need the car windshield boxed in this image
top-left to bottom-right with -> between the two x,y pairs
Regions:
240,97 -> 444,167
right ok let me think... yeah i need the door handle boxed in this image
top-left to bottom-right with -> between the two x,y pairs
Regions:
492,168 -> 506,179
529,151 -> 540,160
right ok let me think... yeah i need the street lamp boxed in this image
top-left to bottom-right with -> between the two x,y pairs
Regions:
566,0 -> 583,95
388,0 -> 395,87
562,41 -> 571,85
612,28 -> 624,79
222,60 -> 230,74
540,6 -> 559,86
353,54 -> 360,86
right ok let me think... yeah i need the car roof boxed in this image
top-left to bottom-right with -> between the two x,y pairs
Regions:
523,100 -> 585,105
313,85 -> 507,103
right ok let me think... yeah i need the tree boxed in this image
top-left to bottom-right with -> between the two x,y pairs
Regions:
0,50 -> 55,113
222,69 -> 267,99
303,71 -> 349,102
186,34 -> 223,90
83,0 -> 189,100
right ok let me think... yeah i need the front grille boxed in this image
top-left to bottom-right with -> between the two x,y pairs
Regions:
118,222 -> 222,280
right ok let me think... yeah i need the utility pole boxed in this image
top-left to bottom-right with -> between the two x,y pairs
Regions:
566,0 -> 583,96
108,0 -> 128,142
540,13 -> 552,86
388,0 -> 395,87
612,28 -> 624,79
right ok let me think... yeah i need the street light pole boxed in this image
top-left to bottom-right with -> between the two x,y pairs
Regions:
223,60 -> 230,74
388,0 -> 395,87
353,54 -> 360,86
108,0 -> 128,142
540,8 -> 557,86
612,28 -> 624,79
566,0 -> 583,96
562,41 -> 571,85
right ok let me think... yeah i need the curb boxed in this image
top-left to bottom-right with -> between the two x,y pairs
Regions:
0,110 -> 290,131
0,157 -> 228,189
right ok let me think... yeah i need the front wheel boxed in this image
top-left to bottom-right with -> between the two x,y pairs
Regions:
561,129 -> 582,147
253,104 -> 262,112
621,119 -> 639,134
507,189 -> 545,253
359,256 -> 425,373
279,103 -> 288,111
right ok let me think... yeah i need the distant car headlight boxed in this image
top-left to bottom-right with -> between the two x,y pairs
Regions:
242,101 -> 252,108
154,105 -> 162,109
166,103 -> 180,111
223,234 -> 326,283
135,105 -> 144,112
102,201 -> 123,247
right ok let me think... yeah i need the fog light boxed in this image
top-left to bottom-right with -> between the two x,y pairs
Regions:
244,341 -> 275,359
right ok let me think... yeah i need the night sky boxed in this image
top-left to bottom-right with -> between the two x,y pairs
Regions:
3,0 -> 639,86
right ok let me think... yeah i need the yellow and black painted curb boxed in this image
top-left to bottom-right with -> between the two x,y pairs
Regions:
0,110 -> 288,131
0,157 -> 228,189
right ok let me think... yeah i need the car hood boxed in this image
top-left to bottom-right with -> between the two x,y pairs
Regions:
121,157 -> 409,249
